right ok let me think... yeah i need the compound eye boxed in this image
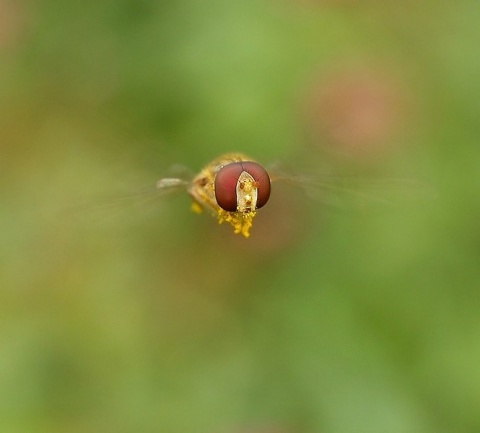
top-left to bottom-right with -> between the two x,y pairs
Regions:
215,161 -> 271,212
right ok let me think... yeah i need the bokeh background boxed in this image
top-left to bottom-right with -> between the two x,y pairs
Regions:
2,1 -> 480,432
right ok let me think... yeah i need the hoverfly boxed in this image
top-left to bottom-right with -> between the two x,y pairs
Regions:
157,153 -> 271,238
91,152 -> 424,239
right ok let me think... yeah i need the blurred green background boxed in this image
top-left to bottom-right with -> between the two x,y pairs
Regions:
2,1 -> 480,432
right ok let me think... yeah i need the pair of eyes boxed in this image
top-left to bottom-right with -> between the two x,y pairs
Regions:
214,161 -> 271,212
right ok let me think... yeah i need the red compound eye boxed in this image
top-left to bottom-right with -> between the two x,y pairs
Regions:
215,161 -> 271,212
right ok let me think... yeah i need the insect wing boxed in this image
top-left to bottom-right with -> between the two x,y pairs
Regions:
70,177 -> 190,224
269,166 -> 427,210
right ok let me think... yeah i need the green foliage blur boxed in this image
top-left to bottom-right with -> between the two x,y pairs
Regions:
2,1 -> 480,432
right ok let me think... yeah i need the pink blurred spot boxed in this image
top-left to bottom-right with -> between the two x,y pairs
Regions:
0,0 -> 27,50
304,65 -> 408,160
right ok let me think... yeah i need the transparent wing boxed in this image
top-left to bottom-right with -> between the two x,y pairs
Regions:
269,167 -> 433,210
69,177 -> 190,222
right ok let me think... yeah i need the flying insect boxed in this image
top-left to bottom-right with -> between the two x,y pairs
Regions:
157,153 -> 270,238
